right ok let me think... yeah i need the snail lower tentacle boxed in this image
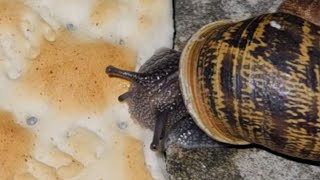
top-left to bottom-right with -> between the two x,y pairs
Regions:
150,111 -> 168,151
118,91 -> 133,102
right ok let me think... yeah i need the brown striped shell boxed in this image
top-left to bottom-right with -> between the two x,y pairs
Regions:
180,12 -> 320,160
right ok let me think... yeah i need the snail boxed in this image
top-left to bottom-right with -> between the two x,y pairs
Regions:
106,0 -> 320,161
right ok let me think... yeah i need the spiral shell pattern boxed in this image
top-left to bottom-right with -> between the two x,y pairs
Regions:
180,13 -> 320,160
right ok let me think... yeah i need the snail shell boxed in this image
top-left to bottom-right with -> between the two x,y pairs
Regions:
180,12 -> 320,160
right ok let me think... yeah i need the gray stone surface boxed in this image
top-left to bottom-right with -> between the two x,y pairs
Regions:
166,0 -> 320,179
165,117 -> 243,180
174,0 -> 282,50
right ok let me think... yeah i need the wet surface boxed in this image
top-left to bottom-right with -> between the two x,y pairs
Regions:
0,0 -> 173,179
0,110 -> 35,179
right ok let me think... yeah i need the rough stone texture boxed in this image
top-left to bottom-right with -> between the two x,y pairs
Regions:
166,128 -> 320,180
166,0 -> 320,179
165,118 -> 243,180
233,149 -> 320,180
173,0 -> 282,50
166,145 -> 242,180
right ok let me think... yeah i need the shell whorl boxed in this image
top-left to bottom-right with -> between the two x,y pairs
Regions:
180,20 -> 250,145
278,0 -> 320,26
180,12 -> 320,160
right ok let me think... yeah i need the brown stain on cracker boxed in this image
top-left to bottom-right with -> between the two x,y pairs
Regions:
137,0 -> 164,33
138,14 -> 153,32
139,0 -> 153,6
14,173 -> 37,180
90,0 -> 118,26
0,0 -> 26,28
0,110 -> 35,180
21,31 -> 136,113
123,136 -> 153,180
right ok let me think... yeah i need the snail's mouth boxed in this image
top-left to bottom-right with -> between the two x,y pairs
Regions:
0,0 -> 173,180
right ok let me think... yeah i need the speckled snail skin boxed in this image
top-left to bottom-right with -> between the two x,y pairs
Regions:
106,0 -> 320,161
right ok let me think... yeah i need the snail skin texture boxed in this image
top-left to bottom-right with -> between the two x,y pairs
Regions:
106,0 -> 320,161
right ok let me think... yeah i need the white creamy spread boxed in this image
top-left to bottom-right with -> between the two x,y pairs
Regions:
0,0 -> 173,179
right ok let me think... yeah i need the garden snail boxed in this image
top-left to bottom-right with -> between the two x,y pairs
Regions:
106,0 -> 320,161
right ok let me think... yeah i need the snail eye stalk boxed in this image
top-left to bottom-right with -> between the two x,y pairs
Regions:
106,65 -> 149,102
106,65 -> 146,82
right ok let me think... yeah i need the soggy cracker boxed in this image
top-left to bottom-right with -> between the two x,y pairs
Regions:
90,0 -> 119,27
21,31 -> 136,114
0,0 -> 173,179
0,110 -> 35,179
123,137 -> 153,180
0,0 -> 25,27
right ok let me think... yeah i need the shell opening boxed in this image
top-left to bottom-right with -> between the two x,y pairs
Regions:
179,21 -> 250,145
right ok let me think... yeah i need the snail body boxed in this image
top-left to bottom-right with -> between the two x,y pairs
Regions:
106,0 -> 320,161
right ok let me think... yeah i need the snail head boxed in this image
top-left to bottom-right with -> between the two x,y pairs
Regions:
106,48 -> 189,151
